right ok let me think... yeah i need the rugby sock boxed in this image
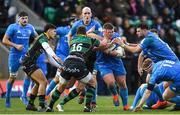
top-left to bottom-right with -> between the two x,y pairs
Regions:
91,85 -> 97,103
38,95 -> 45,108
60,89 -> 79,105
29,94 -> 36,105
119,88 -> 128,106
22,77 -> 30,97
153,86 -> 164,101
109,84 -> 118,95
85,86 -> 95,107
46,80 -> 56,96
169,96 -> 180,106
79,88 -> 86,97
6,81 -> 13,100
49,89 -> 61,109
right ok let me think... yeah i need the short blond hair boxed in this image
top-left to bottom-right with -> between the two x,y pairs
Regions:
142,58 -> 153,71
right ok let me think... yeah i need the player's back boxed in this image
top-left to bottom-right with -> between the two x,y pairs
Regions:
151,60 -> 180,83
69,35 -> 99,61
141,32 -> 179,63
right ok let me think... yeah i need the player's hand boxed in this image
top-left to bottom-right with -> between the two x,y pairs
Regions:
112,38 -> 124,46
133,106 -> 143,112
15,44 -> 24,51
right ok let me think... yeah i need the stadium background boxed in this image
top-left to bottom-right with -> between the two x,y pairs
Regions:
0,0 -> 180,97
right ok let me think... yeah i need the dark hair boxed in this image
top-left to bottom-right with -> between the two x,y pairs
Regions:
150,28 -> 158,34
103,23 -> 114,30
142,58 -> 153,71
76,26 -> 86,35
138,23 -> 149,30
18,11 -> 28,17
44,23 -> 56,32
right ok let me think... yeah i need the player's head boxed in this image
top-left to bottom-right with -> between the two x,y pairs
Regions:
76,26 -> 86,35
102,23 -> 114,38
18,11 -> 28,26
136,23 -> 149,38
150,28 -> 158,35
44,23 -> 57,39
142,58 -> 153,74
82,7 -> 92,25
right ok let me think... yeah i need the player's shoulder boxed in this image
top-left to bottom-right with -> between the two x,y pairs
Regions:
8,23 -> 18,28
73,20 -> 83,26
91,19 -> 101,25
26,23 -> 35,28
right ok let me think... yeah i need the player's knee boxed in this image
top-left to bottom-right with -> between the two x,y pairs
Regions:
54,76 -> 60,83
162,93 -> 168,101
9,75 -> 16,83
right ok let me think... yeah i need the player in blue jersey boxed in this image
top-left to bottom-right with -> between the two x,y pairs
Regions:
114,23 -> 179,109
95,23 -> 129,110
2,11 -> 38,107
131,82 -> 173,110
134,59 -> 180,111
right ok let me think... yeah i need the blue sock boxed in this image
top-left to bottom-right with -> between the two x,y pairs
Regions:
169,96 -> 180,106
91,85 -> 97,103
6,81 -> 13,100
46,80 -> 56,96
22,77 -> 30,97
109,84 -> 118,95
153,86 -> 164,101
119,88 -> 128,106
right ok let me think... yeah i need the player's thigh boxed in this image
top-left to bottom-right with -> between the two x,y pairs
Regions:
31,69 -> 47,84
100,68 -> 115,86
163,86 -> 176,100
8,54 -> 21,77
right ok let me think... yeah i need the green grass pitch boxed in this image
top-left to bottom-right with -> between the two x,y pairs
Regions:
0,95 -> 179,114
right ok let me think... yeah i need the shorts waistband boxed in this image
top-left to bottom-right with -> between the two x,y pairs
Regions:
66,55 -> 84,62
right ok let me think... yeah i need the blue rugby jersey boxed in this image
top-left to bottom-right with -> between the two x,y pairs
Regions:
140,32 -> 179,63
69,19 -> 102,37
5,23 -> 37,55
149,60 -> 180,85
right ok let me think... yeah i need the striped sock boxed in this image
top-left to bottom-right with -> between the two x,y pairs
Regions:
29,94 -> 36,105
49,89 -> 61,108
38,95 -> 45,108
85,86 -> 95,107
60,89 -> 79,105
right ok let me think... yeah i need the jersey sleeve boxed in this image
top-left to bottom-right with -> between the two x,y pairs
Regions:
38,35 -> 48,44
139,36 -> 153,50
30,25 -> 38,38
95,21 -> 102,32
91,39 -> 100,47
5,24 -> 15,38
69,21 -> 79,36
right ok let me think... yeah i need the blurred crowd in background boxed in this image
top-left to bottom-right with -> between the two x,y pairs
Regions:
0,0 -> 180,94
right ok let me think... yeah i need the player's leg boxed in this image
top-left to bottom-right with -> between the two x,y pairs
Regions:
5,55 -> 20,108
151,82 -> 169,109
47,75 -> 68,112
99,66 -> 119,106
114,64 -> 129,110
115,75 -> 129,110
59,80 -> 83,107
79,72 -> 96,112
46,75 -> 59,97
163,83 -> 180,111
90,69 -> 98,108
20,76 -> 31,105
26,83 -> 38,111
30,69 -> 48,111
